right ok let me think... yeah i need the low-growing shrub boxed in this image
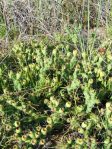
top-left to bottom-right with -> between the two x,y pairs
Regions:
0,36 -> 112,148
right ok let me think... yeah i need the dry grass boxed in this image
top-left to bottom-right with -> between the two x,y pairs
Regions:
0,0 -> 111,56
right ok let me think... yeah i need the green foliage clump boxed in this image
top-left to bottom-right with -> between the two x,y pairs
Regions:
0,36 -> 112,148
0,24 -> 6,38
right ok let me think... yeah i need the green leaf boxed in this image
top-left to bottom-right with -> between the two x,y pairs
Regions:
84,88 -> 99,113
13,80 -> 21,91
